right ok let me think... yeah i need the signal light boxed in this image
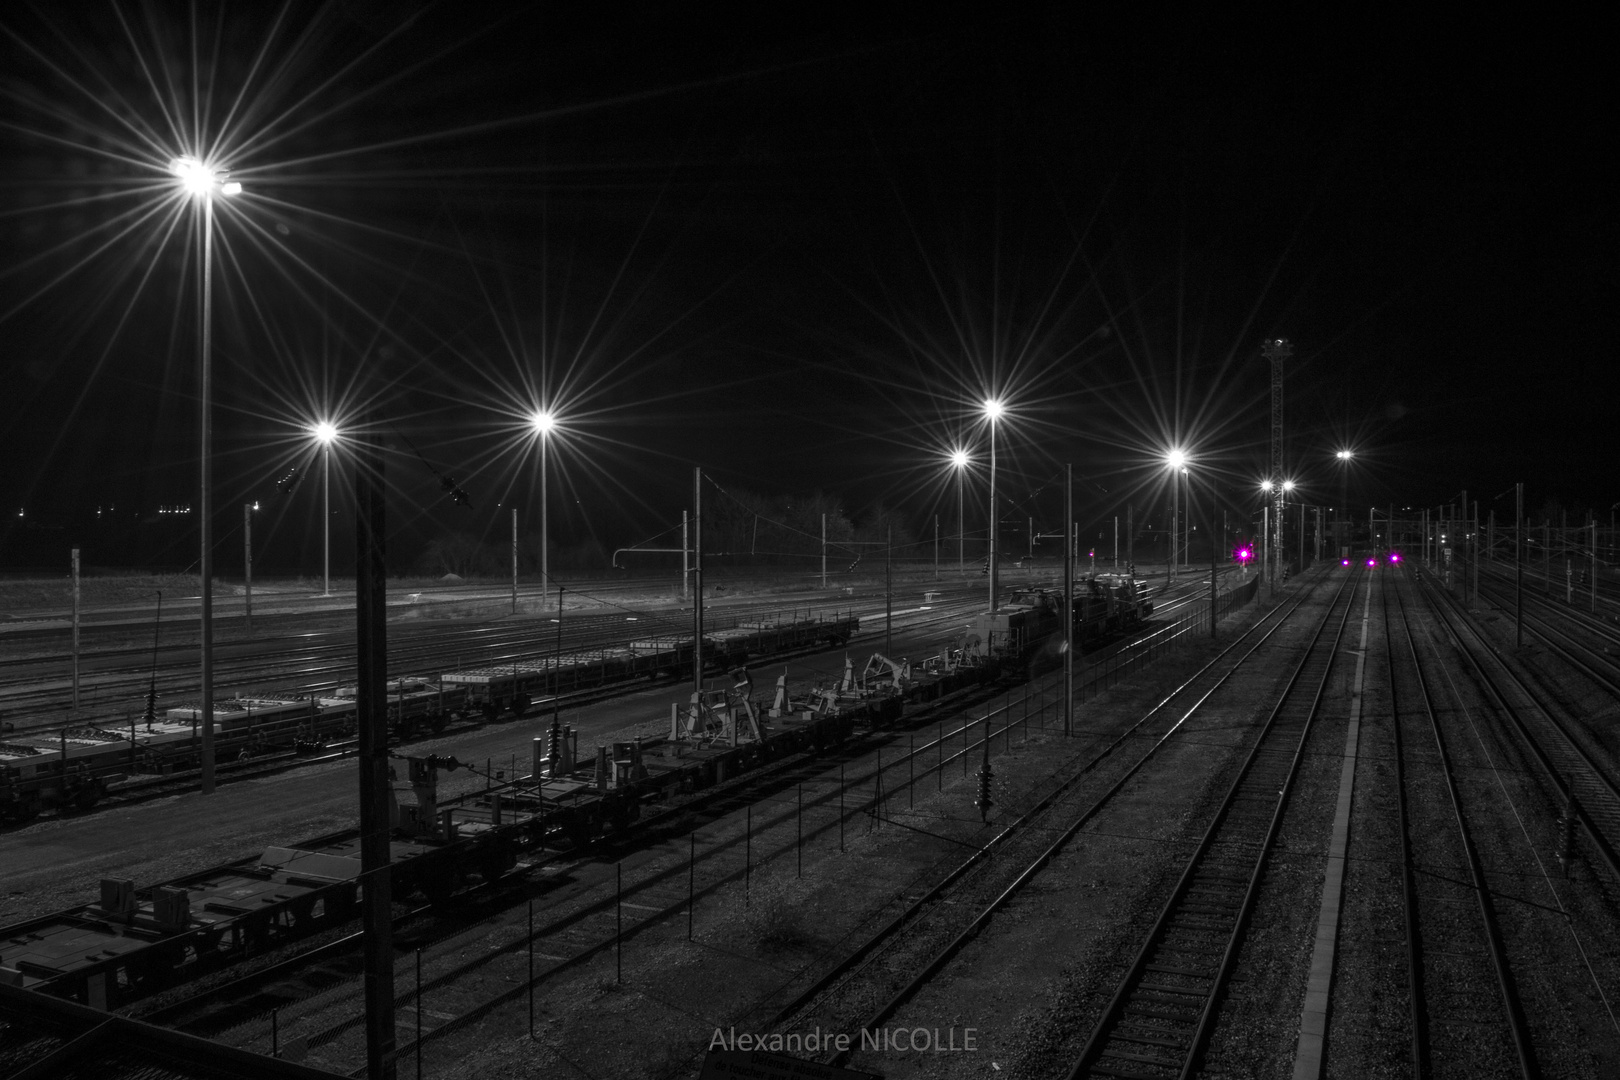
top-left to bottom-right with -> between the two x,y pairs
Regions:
1341,558 -> 1350,566
1389,552 -> 1402,563
1367,558 -> 1376,567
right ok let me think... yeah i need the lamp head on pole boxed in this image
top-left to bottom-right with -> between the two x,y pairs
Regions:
312,421 -> 338,445
170,156 -> 241,198
949,449 -> 969,470
1165,448 -> 1188,471
1336,449 -> 1353,462
529,410 -> 557,437
982,398 -> 1005,422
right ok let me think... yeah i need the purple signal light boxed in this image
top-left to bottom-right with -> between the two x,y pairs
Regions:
1367,558 -> 1376,567
1341,558 -> 1350,567
1389,551 -> 1402,563
1232,546 -> 1253,563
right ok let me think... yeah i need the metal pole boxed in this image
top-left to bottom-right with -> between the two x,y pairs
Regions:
1210,479 -> 1218,636
1127,502 -> 1134,574
71,547 -> 80,712
1298,502 -> 1305,574
615,862 -> 622,983
512,508 -> 518,614
1064,464 -> 1073,736
527,900 -> 534,1037
356,424 -> 396,1080
682,509 -> 689,602
821,512 -> 826,588
693,468 -> 704,695
323,441 -> 331,597
243,504 -> 253,636
541,432 -> 549,612
687,833 -> 695,939
839,763 -> 845,852
885,527 -> 892,656
1262,506 -> 1269,590
988,416 -> 997,611
199,193 -> 215,796
415,949 -> 422,1080
745,805 -> 752,903
797,784 -> 802,878
957,469 -> 965,575
1472,500 -> 1480,603
1515,483 -> 1523,646
934,515 -> 939,579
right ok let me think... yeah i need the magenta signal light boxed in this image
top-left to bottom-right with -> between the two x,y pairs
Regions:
1342,558 -> 1350,566
1389,551 -> 1402,563
1367,558 -> 1376,567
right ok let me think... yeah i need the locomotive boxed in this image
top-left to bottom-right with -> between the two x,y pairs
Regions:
966,574 -> 1154,666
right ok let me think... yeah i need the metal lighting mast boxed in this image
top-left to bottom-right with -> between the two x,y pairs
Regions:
1263,338 -> 1291,587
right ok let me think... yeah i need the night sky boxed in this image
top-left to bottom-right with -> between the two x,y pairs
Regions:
2,4 -> 1613,573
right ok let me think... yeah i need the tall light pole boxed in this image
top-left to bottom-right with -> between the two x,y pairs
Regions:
1335,449 -> 1353,558
1282,480 -> 1296,579
313,421 -> 338,596
983,399 -> 1004,610
530,410 -> 556,610
1167,449 -> 1187,583
950,448 -> 969,575
171,155 -> 240,796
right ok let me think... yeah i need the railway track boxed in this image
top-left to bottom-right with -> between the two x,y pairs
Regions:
0,586 -> 983,737
1473,571 -> 1620,700
1061,568 -> 1358,1078
107,574 -> 1252,1067
733,576 -> 1320,1067
1423,574 -> 1620,884
1389,570 -> 1537,1076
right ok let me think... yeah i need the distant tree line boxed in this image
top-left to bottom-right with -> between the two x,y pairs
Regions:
411,486 -> 921,577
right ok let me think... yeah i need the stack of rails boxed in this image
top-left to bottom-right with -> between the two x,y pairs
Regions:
0,635 -> 996,1014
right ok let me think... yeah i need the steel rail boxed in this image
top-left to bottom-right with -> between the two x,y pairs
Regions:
1421,575 -> 1620,886
1379,570 -> 1428,1079
1395,572 -> 1540,1078
816,587 -> 1321,1065
161,571 -> 1258,1062
1066,568 -> 1359,1080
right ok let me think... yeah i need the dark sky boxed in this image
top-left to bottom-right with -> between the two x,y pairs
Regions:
2,3 -> 1614,571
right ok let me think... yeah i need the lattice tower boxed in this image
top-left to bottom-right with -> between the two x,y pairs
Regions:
1263,338 -> 1292,581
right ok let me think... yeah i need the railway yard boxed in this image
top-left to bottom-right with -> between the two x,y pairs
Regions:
3,559 -> 1619,1080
